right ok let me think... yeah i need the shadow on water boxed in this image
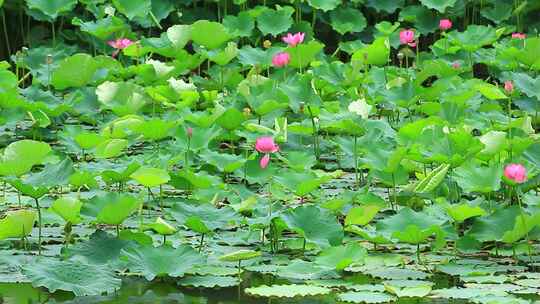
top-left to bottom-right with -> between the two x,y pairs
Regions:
0,272 -> 476,304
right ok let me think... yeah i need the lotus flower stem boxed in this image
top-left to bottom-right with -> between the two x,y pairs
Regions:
199,233 -> 205,252
508,97 -> 513,161
307,106 -> 319,159
34,198 -> 42,255
515,188 -> 532,258
353,135 -> 359,188
1,9 -> 9,56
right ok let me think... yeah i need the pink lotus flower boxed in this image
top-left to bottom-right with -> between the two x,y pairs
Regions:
186,127 -> 193,138
439,19 -> 452,31
511,32 -> 526,39
399,29 -> 416,47
255,137 -> 279,169
504,164 -> 527,184
272,52 -> 290,68
282,32 -> 305,47
451,61 -> 460,69
108,38 -> 133,57
504,80 -> 514,94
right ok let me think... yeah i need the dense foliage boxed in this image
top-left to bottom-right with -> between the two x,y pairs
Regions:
1,0 -> 540,303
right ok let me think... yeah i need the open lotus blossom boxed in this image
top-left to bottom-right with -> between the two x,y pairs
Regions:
282,32 -> 305,47
272,52 -> 290,67
255,137 -> 279,169
504,80 -> 514,93
439,19 -> 452,31
399,29 -> 416,47
504,163 -> 527,184
511,32 -> 526,39
108,38 -> 133,57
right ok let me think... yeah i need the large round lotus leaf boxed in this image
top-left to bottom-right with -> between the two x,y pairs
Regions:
307,0 -> 340,11
51,54 -> 97,90
365,0 -> 405,13
112,0 -> 151,20
281,205 -> 343,248
245,284 -> 332,298
0,140 -> 51,177
447,25 -> 498,52
67,230 -> 134,265
364,267 -> 431,280
96,81 -> 147,116
383,280 -> 433,297
169,202 -> 237,231
446,203 -> 486,223
275,259 -> 340,280
219,250 -> 261,262
25,157 -> 74,188
351,37 -> 390,67
94,139 -> 128,159
338,291 -> 396,303
26,0 -> 77,20
22,258 -> 121,296
222,12 -> 254,38
315,243 -> 367,271
512,73 -> 540,100
50,197 -> 83,224
145,217 -> 177,235
191,20 -> 230,50
419,0 -> 457,12
130,167 -> 170,187
0,209 -> 36,240
330,7 -> 367,35
256,7 -> 294,36
166,24 -> 192,49
452,161 -> 502,193
287,41 -> 325,69
120,244 -> 205,280
81,193 -> 142,225
177,275 -> 239,288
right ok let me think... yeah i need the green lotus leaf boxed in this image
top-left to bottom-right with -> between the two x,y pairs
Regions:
431,287 -> 507,299
256,6 -> 294,36
50,197 -> 82,224
275,259 -> 340,280
170,202 -> 237,231
467,206 -> 521,242
121,244 -> 205,280
208,42 -> 239,66
245,284 -> 331,298
365,0 -> 405,13
315,243 -> 367,271
166,24 -> 192,49
191,20 -> 231,50
67,230 -> 134,265
501,213 -> 540,244
26,0 -> 77,20
130,167 -> 170,187
25,157 -> 74,188
330,7 -> 367,34
475,82 -> 508,100
177,275 -> 240,288
96,81 -> 147,116
51,54 -> 97,90
219,250 -> 261,262
222,12 -> 254,37
352,37 -> 390,67
512,73 -> 540,100
481,3 -> 513,23
287,40 -> 325,69
189,265 -> 239,276
74,132 -> 104,150
22,258 -> 121,296
384,280 -> 433,297
338,291 -> 396,303
94,139 -> 128,159
0,140 -> 52,177
112,0 -> 151,20
345,225 -> 393,245
75,16 -> 129,40
411,163 -> 450,193
452,161 -> 502,193
364,267 -> 431,280
145,217 -> 177,235
0,209 -> 36,240
7,179 -> 49,199
216,107 -> 245,130
419,0 -> 457,12
446,203 -> 486,223
131,119 -> 177,141
345,205 -> 381,226
307,0 -> 340,11
81,193 -> 142,225
447,25 -> 498,52
281,205 -> 343,248
199,150 -> 246,173
185,216 -> 212,234
101,162 -> 141,185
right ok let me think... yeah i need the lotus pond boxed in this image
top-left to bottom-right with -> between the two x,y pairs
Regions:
1,0 -> 540,303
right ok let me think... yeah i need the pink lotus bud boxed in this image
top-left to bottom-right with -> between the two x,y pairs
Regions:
399,29 -> 415,45
282,32 -> 305,47
451,61 -> 460,69
504,80 -> 514,94
255,137 -> 279,153
272,52 -> 290,68
439,19 -> 452,31
511,33 -> 526,39
504,163 -> 527,184
260,154 -> 271,169
186,127 -> 193,138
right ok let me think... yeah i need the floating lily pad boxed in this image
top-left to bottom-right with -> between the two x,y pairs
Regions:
245,284 -> 331,298
338,291 -> 396,303
177,275 -> 239,288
